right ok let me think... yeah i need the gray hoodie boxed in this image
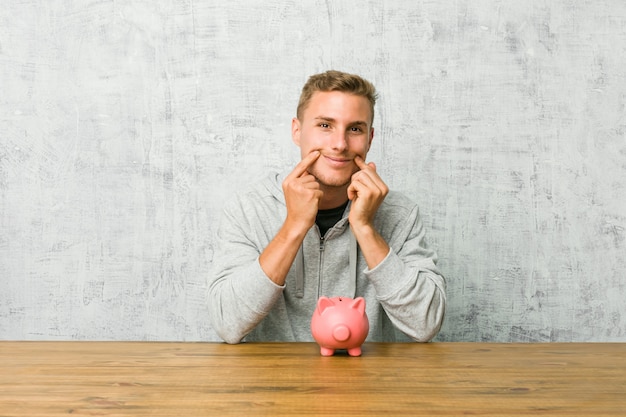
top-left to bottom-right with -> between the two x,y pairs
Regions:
208,170 -> 446,343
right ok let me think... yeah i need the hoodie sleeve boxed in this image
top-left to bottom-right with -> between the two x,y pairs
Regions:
364,204 -> 446,342
207,195 -> 284,344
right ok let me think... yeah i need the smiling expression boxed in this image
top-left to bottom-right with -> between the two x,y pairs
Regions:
292,90 -> 374,189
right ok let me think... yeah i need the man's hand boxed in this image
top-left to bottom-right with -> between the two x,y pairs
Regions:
347,156 -> 390,270
282,150 -> 323,235
260,151 -> 322,285
347,156 -> 389,229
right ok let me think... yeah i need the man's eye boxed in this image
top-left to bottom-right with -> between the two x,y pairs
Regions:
320,123 -> 330,128
351,127 -> 362,132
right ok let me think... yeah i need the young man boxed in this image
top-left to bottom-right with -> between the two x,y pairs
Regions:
208,70 -> 446,343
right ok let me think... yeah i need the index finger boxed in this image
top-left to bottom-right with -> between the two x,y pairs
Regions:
354,155 -> 371,171
290,150 -> 320,178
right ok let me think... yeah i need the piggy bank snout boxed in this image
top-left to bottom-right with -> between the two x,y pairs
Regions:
333,324 -> 351,342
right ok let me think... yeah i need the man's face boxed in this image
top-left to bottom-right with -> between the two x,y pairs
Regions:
292,91 -> 374,188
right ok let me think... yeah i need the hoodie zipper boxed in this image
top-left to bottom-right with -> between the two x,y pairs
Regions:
317,235 -> 325,298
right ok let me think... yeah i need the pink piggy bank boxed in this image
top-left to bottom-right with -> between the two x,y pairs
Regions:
311,296 -> 369,357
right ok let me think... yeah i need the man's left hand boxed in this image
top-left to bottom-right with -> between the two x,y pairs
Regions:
347,156 -> 389,229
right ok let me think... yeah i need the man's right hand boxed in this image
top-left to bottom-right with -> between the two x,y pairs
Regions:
259,151 -> 322,285
282,150 -> 323,234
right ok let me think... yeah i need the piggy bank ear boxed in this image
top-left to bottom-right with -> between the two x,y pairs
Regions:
317,296 -> 335,314
350,297 -> 366,314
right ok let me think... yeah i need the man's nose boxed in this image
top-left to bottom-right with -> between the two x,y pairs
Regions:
329,130 -> 348,151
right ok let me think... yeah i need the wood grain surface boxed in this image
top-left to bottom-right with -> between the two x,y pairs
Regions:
1,342 -> 625,416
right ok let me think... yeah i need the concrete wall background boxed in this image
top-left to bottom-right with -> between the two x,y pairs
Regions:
1,1 -> 625,342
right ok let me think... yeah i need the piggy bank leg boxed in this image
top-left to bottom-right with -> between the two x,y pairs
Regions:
320,347 -> 335,356
347,347 -> 362,357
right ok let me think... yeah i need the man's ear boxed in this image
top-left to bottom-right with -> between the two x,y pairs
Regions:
367,127 -> 375,150
292,117 -> 301,146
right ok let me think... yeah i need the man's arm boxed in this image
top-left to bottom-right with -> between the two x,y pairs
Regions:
259,151 -> 322,285
347,156 -> 390,268
208,151 -> 322,343
348,157 -> 445,341
365,205 -> 446,342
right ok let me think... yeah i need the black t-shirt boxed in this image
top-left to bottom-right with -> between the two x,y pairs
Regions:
316,201 -> 349,237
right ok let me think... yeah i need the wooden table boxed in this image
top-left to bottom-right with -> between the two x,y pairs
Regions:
0,342 -> 624,416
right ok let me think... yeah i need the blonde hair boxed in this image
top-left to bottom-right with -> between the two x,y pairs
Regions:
296,70 -> 378,124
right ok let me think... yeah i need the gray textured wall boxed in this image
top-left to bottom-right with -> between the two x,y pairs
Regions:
1,1 -> 625,342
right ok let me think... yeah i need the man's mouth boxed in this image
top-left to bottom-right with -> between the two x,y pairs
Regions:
323,155 -> 353,167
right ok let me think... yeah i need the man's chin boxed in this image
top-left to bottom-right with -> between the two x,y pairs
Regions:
311,172 -> 352,188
